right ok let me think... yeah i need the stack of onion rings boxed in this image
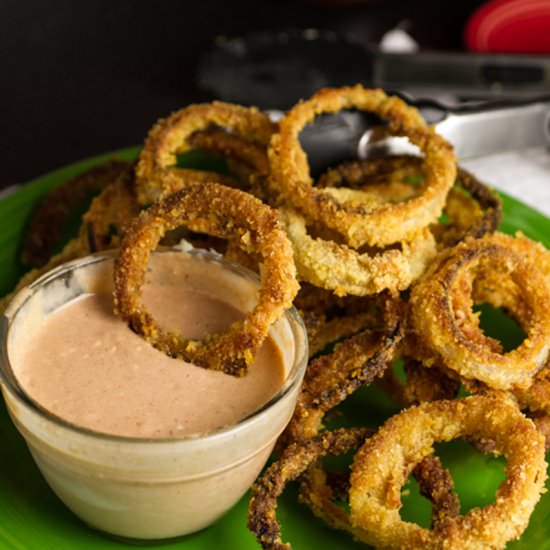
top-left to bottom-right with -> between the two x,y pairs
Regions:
269,86 -> 456,249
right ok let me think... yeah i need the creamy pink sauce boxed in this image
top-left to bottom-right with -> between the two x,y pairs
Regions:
16,278 -> 284,438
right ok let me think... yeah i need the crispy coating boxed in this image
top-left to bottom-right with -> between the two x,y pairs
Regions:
248,427 -> 371,550
349,395 -> 547,549
299,453 -> 460,540
136,101 -> 276,204
20,159 -> 130,267
189,128 -> 271,199
83,164 -> 141,252
317,156 -> 501,249
269,86 -> 456,248
433,167 -> 502,248
113,182 -> 298,376
283,294 -> 403,443
295,284 -> 386,358
280,207 -> 436,296
409,235 -> 550,390
379,355 -> 461,408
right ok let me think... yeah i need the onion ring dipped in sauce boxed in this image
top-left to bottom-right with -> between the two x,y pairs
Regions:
136,101 -> 276,205
113,182 -> 298,376
409,235 -> 550,390
279,207 -> 436,296
349,395 -> 547,550
269,86 -> 456,248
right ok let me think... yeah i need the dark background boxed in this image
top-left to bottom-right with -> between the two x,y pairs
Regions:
0,0 -> 482,191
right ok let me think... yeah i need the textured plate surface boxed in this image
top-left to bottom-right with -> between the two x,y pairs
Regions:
0,153 -> 549,549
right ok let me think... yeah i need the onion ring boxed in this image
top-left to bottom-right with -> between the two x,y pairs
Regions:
20,159 -> 130,267
248,427 -> 371,550
269,86 -> 456,248
113,182 -> 298,376
300,453 -> 459,536
83,164 -> 141,252
409,236 -> 550,390
316,155 -> 501,249
349,395 -> 547,549
136,101 -> 276,204
280,207 -> 436,296
283,293 -> 403,443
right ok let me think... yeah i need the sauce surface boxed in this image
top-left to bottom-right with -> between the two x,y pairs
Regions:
16,277 -> 285,438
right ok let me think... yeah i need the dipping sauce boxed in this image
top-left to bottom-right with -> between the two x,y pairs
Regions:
2,249 -> 306,539
15,253 -> 285,438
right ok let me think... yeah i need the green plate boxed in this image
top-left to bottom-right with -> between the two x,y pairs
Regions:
1,152 -> 550,549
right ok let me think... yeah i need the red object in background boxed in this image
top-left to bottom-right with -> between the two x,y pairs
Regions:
465,0 -> 550,53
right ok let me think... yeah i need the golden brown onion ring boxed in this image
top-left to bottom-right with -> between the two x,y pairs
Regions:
269,86 -> 456,248
300,453 -> 459,538
283,293 -> 403,443
349,395 -> 547,549
136,101 -> 276,204
433,167 -> 502,248
316,155 -> 501,248
409,237 -> 550,390
248,427 -> 371,550
280,207 -> 436,296
113,182 -> 298,376
83,164 -> 141,252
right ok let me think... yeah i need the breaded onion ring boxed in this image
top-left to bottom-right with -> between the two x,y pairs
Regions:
280,207 -> 436,296
295,284 -> 387,357
284,293 -> 403,442
409,236 -> 550,390
20,159 -> 130,267
317,155 -> 501,248
113,182 -> 298,376
83,164 -> 141,252
248,427 -> 371,550
349,395 -> 547,550
136,101 -> 276,204
378,355 -> 460,408
300,453 -> 459,538
433,168 -> 502,248
269,86 -> 456,248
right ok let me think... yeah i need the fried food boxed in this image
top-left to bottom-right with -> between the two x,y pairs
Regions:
269,85 -> 456,248
299,453 -> 460,541
283,293 -> 403,443
316,155 -> 501,249
280,207 -> 436,296
83,164 -> 141,252
113,182 -> 298,376
136,101 -> 276,205
20,159 -> 130,267
433,167 -> 502,248
248,427 -> 371,550
409,234 -> 550,390
349,395 -> 547,549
